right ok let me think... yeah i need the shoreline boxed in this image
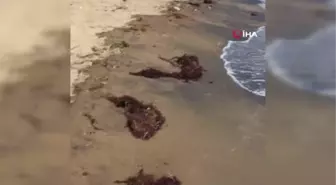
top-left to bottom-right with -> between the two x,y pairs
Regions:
71,0 -> 265,102
221,25 -> 266,97
70,0 -> 334,184
71,1 -> 267,184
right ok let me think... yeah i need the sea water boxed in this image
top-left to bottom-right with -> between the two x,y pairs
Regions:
220,0 -> 266,96
266,24 -> 336,97
266,0 -> 335,97
221,0 -> 335,98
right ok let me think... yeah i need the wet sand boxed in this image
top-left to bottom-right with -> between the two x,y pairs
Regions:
72,0 -> 335,184
71,1 -> 268,185
0,0 -> 333,184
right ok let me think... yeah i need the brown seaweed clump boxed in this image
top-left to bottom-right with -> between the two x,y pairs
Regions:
106,95 -> 165,140
203,0 -> 213,4
115,169 -> 182,185
130,54 -> 205,82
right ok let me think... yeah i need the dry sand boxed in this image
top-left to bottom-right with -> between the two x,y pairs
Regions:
71,0 -> 176,96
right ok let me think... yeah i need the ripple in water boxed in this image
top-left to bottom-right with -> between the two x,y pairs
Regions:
266,24 -> 336,97
266,0 -> 335,97
221,26 -> 266,97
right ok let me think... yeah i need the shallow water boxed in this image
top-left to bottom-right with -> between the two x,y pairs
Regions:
267,0 -> 335,97
222,0 -> 335,98
267,20 -> 335,97
220,0 -> 266,96
221,26 -> 266,96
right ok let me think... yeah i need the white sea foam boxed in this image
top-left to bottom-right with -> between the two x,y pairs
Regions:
220,0 -> 266,97
258,0 -> 265,8
221,26 -> 266,97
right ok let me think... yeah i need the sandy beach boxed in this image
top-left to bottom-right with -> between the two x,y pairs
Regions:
71,0 -> 176,97
70,0 -> 268,184
0,0 -> 334,184
71,0 -> 334,184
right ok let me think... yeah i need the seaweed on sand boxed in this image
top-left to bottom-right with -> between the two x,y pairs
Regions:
106,95 -> 165,140
130,54 -> 205,82
115,169 -> 182,185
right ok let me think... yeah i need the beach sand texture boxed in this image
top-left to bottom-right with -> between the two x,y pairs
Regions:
71,0 -> 175,96
0,0 -> 333,185
0,0 -> 70,184
70,1 -> 269,185
71,0 -> 334,184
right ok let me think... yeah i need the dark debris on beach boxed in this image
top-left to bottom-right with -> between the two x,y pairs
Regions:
165,0 -> 215,17
106,95 -> 165,140
115,169 -> 182,185
130,54 -> 205,82
184,0 -> 215,9
185,0 -> 214,7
